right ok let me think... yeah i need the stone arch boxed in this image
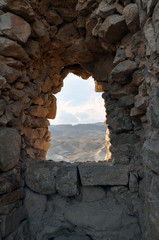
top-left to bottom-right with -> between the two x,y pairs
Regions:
0,0 -> 159,239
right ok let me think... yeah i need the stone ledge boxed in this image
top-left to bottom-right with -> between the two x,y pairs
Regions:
78,162 -> 129,186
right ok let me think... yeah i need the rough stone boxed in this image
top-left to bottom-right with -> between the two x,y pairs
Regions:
0,63 -> 22,83
0,12 -> 31,44
46,10 -> 63,25
144,18 -> 157,53
152,2 -> 159,53
78,163 -> 129,186
142,139 -> 159,174
56,165 -> 79,197
81,186 -> 106,202
111,60 -> 138,84
30,106 -> 49,118
95,1 -> 116,18
99,14 -> 127,43
1,206 -> 27,238
0,37 -> 29,62
25,162 -> 57,194
24,188 -> 47,239
0,168 -> 22,194
123,4 -> 139,33
0,128 -> 21,171
0,0 -> 35,22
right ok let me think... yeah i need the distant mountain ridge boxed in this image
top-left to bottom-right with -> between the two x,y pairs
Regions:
47,123 -> 107,163
49,122 -> 107,137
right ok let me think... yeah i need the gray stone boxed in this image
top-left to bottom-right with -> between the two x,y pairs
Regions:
78,163 -> 129,186
95,1 -> 116,18
24,188 -> 47,239
0,63 -> 22,83
0,37 -> 29,62
54,236 -> 91,240
123,4 -> 139,33
113,48 -> 126,64
0,12 -> 31,44
81,186 -> 106,202
56,165 -> 79,197
111,60 -> 138,84
147,0 -> 158,15
0,0 -> 35,22
64,197 -> 123,231
1,206 -> 26,237
144,18 -> 157,53
25,162 -> 57,195
142,139 -> 159,174
99,14 -> 127,43
147,83 -> 159,128
152,2 -> 159,54
0,76 -> 7,88
0,128 -> 21,171
0,168 -> 22,194
144,171 -> 159,240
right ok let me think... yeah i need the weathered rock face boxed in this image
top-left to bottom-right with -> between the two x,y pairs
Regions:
0,0 -> 158,239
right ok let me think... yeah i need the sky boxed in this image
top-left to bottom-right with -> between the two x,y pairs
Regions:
49,73 -> 106,125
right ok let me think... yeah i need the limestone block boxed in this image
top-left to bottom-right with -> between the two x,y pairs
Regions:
0,128 -> 21,171
1,206 -> 26,238
46,10 -> 63,25
0,37 -> 29,62
0,13 -> 31,44
123,4 -> 139,33
130,107 -> 145,116
0,168 -> 22,194
0,76 -> 7,88
56,165 -> 79,196
0,63 -> 22,83
81,186 -> 106,202
64,197 -> 123,231
30,106 -> 49,118
111,60 -> 138,84
95,1 -> 116,18
78,163 -> 129,186
24,188 -> 47,238
147,0 -> 158,15
147,83 -> 159,128
46,95 -> 57,120
144,18 -> 157,53
152,2 -> 159,53
134,95 -> 148,110
142,139 -> 159,174
56,23 -> 79,41
25,162 -> 57,194
99,14 -> 127,43
54,236 -> 91,240
144,171 -> 159,240
34,139 -> 51,152
0,0 -> 35,22
0,188 -> 25,206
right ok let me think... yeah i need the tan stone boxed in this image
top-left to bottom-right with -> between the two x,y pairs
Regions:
46,10 -> 63,25
32,97 -> 44,105
42,76 -> 54,93
0,12 -> 31,44
34,139 -> 51,151
30,106 -> 49,118
22,128 -> 39,139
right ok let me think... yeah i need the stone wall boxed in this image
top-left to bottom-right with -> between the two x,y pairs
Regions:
0,0 -> 159,239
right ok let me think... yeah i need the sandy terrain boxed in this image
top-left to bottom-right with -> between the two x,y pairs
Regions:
46,123 -> 107,162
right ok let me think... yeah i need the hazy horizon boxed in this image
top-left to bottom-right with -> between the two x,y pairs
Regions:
49,73 -> 106,125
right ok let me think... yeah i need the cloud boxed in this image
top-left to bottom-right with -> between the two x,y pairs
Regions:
50,93 -> 106,125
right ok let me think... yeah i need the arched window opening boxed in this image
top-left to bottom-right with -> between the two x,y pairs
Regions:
47,73 -> 107,163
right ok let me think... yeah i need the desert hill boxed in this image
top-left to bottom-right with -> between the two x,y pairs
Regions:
46,123 -> 107,162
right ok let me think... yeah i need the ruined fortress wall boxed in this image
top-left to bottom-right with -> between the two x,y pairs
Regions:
0,0 -> 159,239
